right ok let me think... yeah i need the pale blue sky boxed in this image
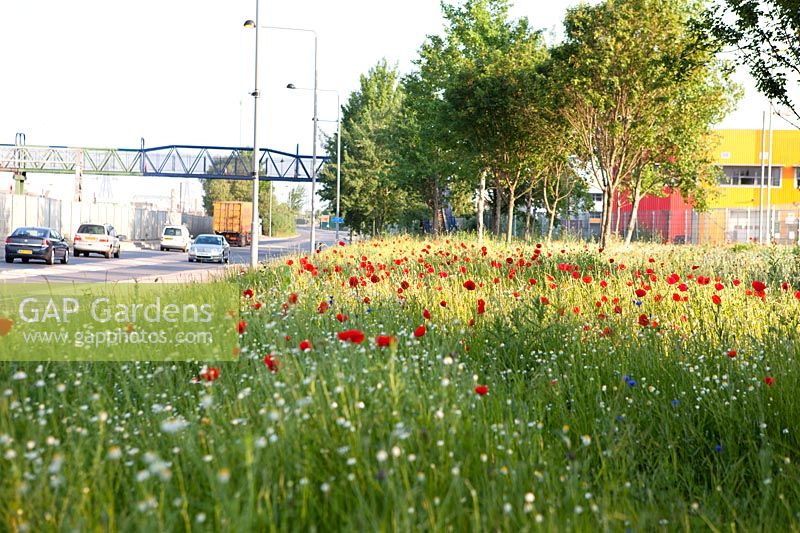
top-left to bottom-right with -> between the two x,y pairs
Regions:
0,0 -> 779,207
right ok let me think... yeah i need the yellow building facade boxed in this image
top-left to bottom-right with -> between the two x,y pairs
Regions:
711,129 -> 800,209
700,129 -> 800,244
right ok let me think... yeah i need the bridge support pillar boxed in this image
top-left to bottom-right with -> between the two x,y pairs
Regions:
13,171 -> 26,195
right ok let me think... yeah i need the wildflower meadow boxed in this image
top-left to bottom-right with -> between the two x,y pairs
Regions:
2,237 -> 800,531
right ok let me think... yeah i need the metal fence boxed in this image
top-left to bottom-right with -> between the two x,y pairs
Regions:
482,208 -> 800,245
0,192 -> 213,242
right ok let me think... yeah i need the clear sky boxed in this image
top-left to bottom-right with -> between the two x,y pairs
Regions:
0,0 -> 784,207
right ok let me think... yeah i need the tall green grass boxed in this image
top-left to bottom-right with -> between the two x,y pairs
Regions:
1,238 -> 799,531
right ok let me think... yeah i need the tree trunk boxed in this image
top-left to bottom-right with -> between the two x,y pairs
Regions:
477,171 -> 486,243
505,186 -> 516,243
524,188 -> 533,240
613,191 -> 622,236
599,189 -> 613,249
431,177 -> 441,235
624,192 -> 643,245
494,175 -> 502,237
625,176 -> 644,244
547,200 -> 559,241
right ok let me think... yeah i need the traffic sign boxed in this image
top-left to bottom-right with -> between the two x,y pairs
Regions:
331,217 -> 344,224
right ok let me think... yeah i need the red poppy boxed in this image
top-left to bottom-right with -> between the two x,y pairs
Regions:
318,301 -> 330,313
338,329 -> 366,344
413,325 -> 426,338
200,367 -> 220,382
299,339 -> 313,351
423,309 -> 431,320
252,302 -> 263,310
764,376 -> 775,386
635,288 -> 647,298
752,280 -> 766,292
463,280 -> 476,290
237,320 -> 247,334
263,354 -> 279,373
349,276 -> 359,288
336,313 -> 348,322
242,288 -> 254,298
376,335 -> 396,347
726,350 -> 737,358
712,294 -> 722,305
288,293 -> 299,304
638,313 -> 650,327
477,299 -> 486,314
474,385 -> 488,396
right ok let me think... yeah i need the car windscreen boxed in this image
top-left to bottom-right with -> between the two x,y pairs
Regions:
163,228 -> 182,236
194,236 -> 222,245
77,224 -> 105,235
11,227 -> 48,239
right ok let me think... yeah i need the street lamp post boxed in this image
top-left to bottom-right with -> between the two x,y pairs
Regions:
287,84 -> 341,243
244,23 -> 318,254
243,7 -> 260,269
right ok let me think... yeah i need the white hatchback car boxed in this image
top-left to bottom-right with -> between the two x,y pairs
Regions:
160,225 -> 191,252
73,223 -> 121,258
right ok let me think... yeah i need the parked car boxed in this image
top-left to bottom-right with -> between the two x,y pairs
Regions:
73,223 -> 121,258
160,225 -> 192,252
188,234 -> 230,263
5,226 -> 70,265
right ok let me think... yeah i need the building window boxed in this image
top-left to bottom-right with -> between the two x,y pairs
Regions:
719,166 -> 781,187
590,193 -> 603,203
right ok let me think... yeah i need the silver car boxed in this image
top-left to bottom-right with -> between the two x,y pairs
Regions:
188,234 -> 230,263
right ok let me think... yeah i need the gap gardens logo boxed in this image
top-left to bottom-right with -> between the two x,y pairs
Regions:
0,283 -> 238,361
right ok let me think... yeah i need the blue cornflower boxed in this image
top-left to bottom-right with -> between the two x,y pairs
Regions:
633,300 -> 643,306
715,444 -> 723,453
671,399 -> 680,408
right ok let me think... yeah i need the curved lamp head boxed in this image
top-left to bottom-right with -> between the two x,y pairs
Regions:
286,83 -> 296,89
243,20 -> 256,28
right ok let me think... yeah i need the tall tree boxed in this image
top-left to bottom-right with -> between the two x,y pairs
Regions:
318,61 -> 410,235
287,186 -> 305,214
437,0 -> 549,242
552,0 -> 737,248
699,0 -> 800,124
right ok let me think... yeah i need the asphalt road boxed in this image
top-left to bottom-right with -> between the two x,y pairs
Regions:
0,226 -> 342,283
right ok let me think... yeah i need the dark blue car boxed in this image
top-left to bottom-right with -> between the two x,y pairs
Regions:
4,226 -> 70,265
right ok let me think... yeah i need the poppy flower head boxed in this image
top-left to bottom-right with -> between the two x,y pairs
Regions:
299,339 -> 313,351
200,366 -> 220,382
463,280 -> 476,291
242,288 -> 254,299
752,280 -> 766,293
764,376 -> 775,386
376,335 -> 396,347
263,354 -> 280,373
237,320 -> 247,335
474,385 -> 488,396
337,329 -> 366,344
414,325 -> 426,338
